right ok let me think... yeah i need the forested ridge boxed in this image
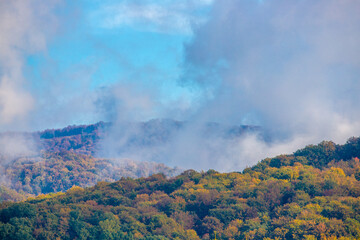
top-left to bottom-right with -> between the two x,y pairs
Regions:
0,120 -> 257,202
1,138 -> 360,239
0,151 -> 180,202
23,119 -> 258,156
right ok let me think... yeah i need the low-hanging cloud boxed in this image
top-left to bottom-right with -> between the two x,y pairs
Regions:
0,0 -> 61,130
174,0 -> 360,168
0,133 -> 39,160
0,0 -> 64,175
184,0 -> 360,137
101,0 -> 360,171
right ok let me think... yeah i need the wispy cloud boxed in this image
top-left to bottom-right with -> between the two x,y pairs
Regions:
177,0 -> 360,169
0,0 -> 61,129
93,0 -> 214,34
99,0 -> 360,172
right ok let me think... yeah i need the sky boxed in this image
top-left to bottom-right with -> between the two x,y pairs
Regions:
0,0 -> 213,131
1,0 -> 360,171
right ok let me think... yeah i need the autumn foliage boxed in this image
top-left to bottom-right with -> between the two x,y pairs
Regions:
1,138 -> 360,239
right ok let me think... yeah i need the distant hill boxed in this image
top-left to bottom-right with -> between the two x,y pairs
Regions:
38,121 -> 108,155
1,138 -> 360,239
0,119 -> 258,202
0,151 -> 181,202
36,119 -> 260,156
0,119 -> 260,158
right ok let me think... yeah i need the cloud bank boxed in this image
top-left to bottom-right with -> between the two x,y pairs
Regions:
177,0 -> 360,167
183,0 -> 360,140
102,0 -> 360,171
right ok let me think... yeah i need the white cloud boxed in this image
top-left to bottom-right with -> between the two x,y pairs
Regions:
94,0 -> 213,34
176,0 -> 360,169
0,0 -> 61,128
0,78 -> 34,123
92,0 -> 360,172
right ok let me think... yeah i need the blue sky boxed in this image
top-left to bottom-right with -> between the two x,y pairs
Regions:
17,0 -> 214,129
1,0 -> 360,169
1,0 -> 359,143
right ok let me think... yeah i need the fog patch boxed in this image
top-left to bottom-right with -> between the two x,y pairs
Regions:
97,0 -> 360,171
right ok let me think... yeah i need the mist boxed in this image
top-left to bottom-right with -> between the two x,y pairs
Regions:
178,0 -> 360,169
1,0 -> 360,172
0,0 -> 64,176
0,0 -> 61,130
100,0 -> 360,171
0,133 -> 39,159
183,0 -> 360,139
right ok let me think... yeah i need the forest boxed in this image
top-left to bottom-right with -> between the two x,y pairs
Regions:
1,0 -> 359,239
0,151 -> 180,202
1,138 -> 360,239
0,121 -> 256,202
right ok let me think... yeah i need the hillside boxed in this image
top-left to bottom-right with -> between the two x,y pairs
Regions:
38,119 -> 260,155
1,138 -> 360,239
0,151 -> 181,202
38,122 -> 109,155
0,120 -> 258,202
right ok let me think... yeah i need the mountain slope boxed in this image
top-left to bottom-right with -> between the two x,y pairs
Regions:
251,137 -> 360,172
9,119 -> 259,156
1,138 -> 360,239
0,119 -> 259,202
0,151 -> 181,202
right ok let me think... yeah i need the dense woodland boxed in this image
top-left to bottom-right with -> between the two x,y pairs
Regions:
0,151 -> 180,202
1,138 -> 360,239
0,121 -> 257,203
38,122 -> 108,155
